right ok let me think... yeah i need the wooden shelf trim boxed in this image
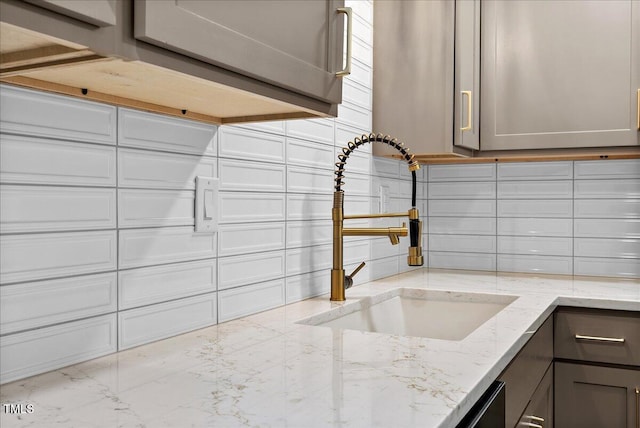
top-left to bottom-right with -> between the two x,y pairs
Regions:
390,152 -> 640,164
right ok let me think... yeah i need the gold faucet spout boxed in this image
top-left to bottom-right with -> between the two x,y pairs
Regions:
342,225 -> 408,238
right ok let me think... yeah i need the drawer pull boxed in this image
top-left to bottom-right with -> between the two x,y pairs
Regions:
575,334 -> 625,343
518,423 -> 543,428
526,415 -> 545,422
336,7 -> 353,77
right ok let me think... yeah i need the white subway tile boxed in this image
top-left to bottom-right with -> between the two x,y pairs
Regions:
118,293 -> 217,350
352,14 -> 373,46
497,200 -> 572,218
345,58 -> 372,90
574,159 -> 640,179
218,222 -> 285,256
343,79 -> 372,110
287,138 -> 335,169
118,260 -> 216,310
429,164 -> 496,182
119,108 -> 217,156
497,218 -> 572,237
574,179 -> 640,199
429,252 -> 496,271
372,156 -> 400,178
430,217 -> 497,235
0,273 -> 117,335
1,185 -> 116,233
497,162 -> 572,180
119,227 -> 216,269
428,200 -> 496,217
497,181 -> 572,199
118,148 -> 216,190
574,238 -> 640,259
286,244 -> 332,276
429,182 -> 496,199
370,236 -> 401,259
336,100 -> 372,130
218,279 -> 284,322
498,236 -> 572,256
351,34 -> 373,67
344,240 -> 371,265
118,189 -> 194,228
285,118 -> 334,145
347,0 -> 373,23
229,121 -> 285,136
219,127 -> 284,163
0,314 -> 117,384
285,271 -> 329,303
497,254 -> 572,275
574,219 -> 640,239
1,134 -> 116,186
218,250 -> 285,290
287,166 -> 333,194
368,256 -> 399,280
219,192 -> 286,224
0,85 -> 116,145
429,234 -> 497,253
574,257 -> 640,278
0,231 -> 117,284
219,158 -> 285,192
344,195 -> 373,216
286,220 -> 332,248
574,199 -> 640,218
287,194 -> 332,220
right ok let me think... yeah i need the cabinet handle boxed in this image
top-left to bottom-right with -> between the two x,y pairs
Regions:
636,89 -> 639,131
336,7 -> 353,77
526,415 -> 545,423
461,91 -> 472,131
575,334 -> 625,344
635,387 -> 638,428
518,423 -> 543,428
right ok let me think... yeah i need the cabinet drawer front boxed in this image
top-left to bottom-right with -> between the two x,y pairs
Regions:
555,308 -> 640,366
499,315 -> 553,428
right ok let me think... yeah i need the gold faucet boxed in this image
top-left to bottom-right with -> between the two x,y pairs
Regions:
330,134 -> 424,301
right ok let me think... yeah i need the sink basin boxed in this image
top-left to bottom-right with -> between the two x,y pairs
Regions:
300,289 -> 517,341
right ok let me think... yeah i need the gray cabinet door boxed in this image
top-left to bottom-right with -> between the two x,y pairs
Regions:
372,0 -> 455,156
134,0 -> 345,105
23,0 -> 116,27
518,364 -> 553,428
555,362 -> 640,428
481,0 -> 640,150
454,0 -> 480,151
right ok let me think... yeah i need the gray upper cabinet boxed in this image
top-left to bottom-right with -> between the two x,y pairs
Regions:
372,0 -> 455,157
481,0 -> 640,151
23,0 -> 116,27
134,0 -> 345,105
453,0 -> 480,151
0,0 -> 346,124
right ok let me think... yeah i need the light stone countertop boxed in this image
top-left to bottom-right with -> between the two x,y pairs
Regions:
1,269 -> 639,427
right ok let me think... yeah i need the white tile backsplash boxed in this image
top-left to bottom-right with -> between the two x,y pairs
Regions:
574,159 -> 640,179
119,108 -> 217,156
0,85 -> 117,145
574,199 -> 640,218
497,161 -> 572,180
218,158 -> 285,192
574,179 -> 640,199
429,164 -> 496,181
497,218 -> 573,237
1,134 -> 117,186
497,200 -> 573,218
218,126 -> 285,163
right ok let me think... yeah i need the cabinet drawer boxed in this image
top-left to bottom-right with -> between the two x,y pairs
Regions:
555,307 -> 640,367
499,315 -> 553,428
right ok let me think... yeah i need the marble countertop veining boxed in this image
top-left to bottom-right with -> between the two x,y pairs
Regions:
1,269 -> 639,428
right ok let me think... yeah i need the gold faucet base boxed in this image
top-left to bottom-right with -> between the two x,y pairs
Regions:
330,268 -> 346,301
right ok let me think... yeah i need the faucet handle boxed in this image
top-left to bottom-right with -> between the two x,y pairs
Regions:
345,261 -> 366,289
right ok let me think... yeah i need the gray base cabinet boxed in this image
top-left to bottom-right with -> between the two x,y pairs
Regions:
499,315 -> 553,428
517,364 -> 553,428
555,362 -> 640,428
